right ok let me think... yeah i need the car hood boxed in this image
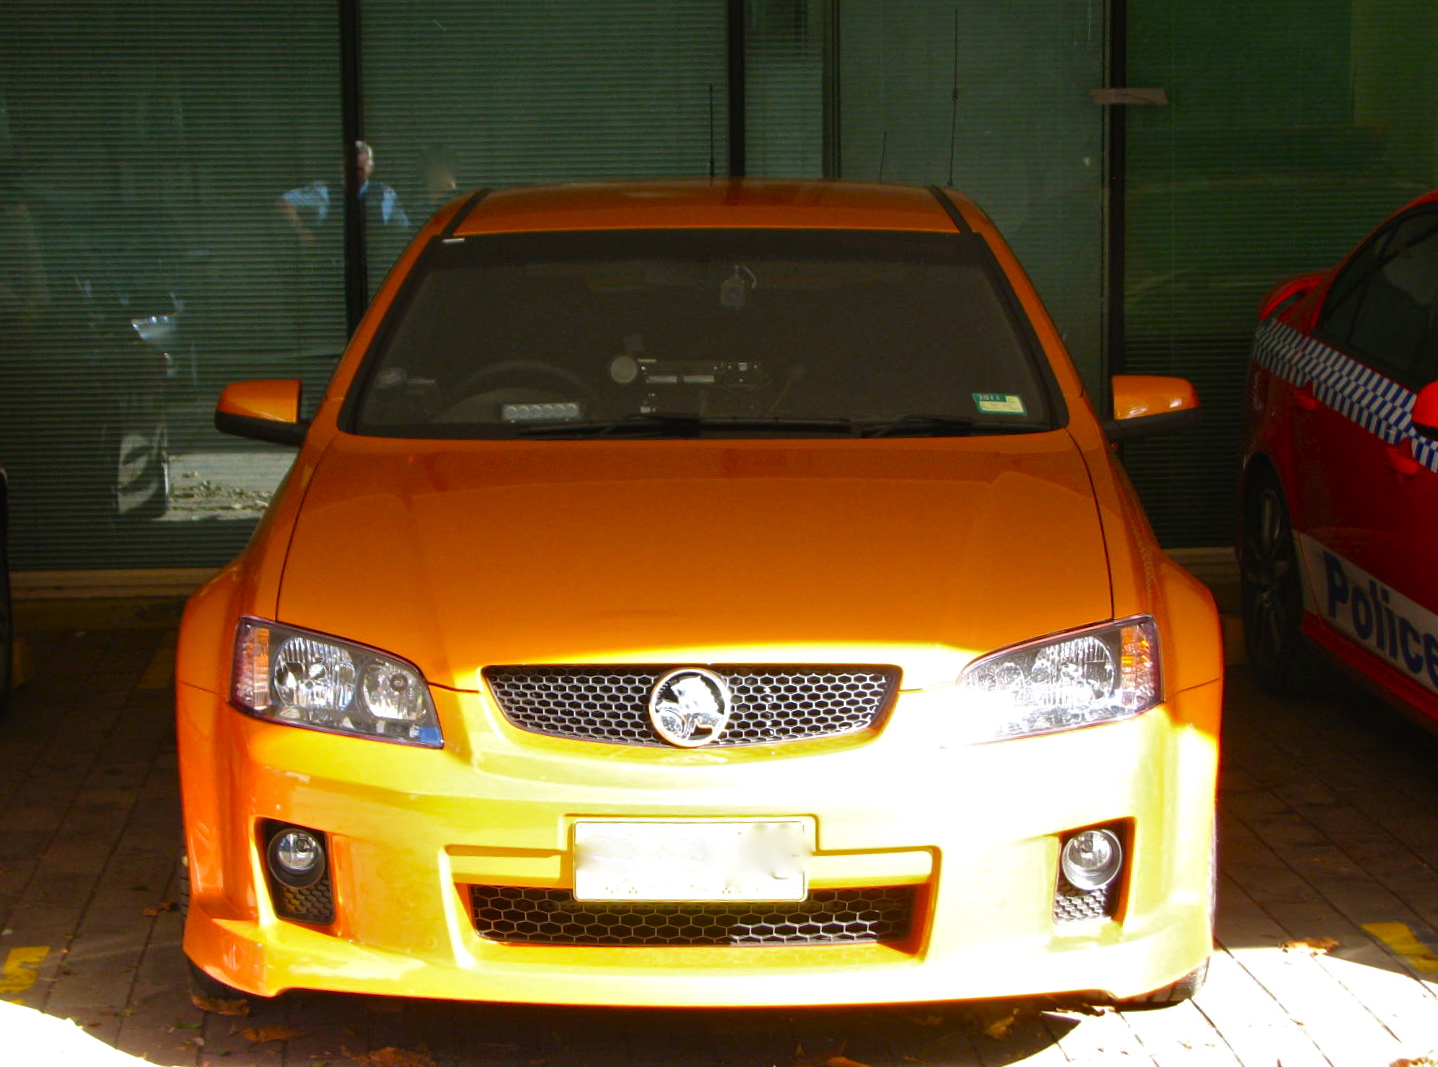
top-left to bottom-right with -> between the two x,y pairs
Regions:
277,435 -> 1114,691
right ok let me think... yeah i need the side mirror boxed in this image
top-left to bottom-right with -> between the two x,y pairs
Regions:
1257,271 -> 1325,321
1103,375 -> 1201,442
215,379 -> 308,446
1414,381 -> 1438,442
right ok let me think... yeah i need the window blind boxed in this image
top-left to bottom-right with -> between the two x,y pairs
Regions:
1122,0 -> 1438,546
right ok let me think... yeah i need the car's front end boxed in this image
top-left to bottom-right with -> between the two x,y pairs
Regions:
177,179 -> 1221,1008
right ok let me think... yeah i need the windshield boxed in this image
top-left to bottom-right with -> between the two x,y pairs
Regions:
348,228 -> 1060,439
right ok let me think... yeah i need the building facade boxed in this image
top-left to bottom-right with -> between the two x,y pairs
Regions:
0,0 -> 1434,569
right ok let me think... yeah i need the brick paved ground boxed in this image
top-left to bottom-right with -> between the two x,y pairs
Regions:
4,595 -> 1438,1066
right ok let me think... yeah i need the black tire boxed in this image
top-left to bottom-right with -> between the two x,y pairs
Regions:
111,419 -> 171,520
1119,825 -> 1216,1010
1240,467 -> 1313,695
1120,959 -> 1209,1008
178,851 -> 253,1010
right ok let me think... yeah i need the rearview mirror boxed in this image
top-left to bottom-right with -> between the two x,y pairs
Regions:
1413,381 -> 1438,442
215,379 -> 308,446
1103,375 -> 1201,442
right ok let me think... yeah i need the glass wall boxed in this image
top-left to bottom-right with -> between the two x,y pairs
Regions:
833,0 -> 1107,392
9,0 -> 1433,570
0,1 -> 342,570
361,1 -> 732,288
1123,0 -> 1438,546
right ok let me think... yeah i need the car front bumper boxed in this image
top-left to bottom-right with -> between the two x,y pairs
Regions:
178,677 -> 1220,1007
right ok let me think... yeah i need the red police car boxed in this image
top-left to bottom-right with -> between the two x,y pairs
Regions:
1240,190 -> 1438,722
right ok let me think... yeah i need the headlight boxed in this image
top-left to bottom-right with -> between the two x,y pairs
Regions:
232,618 -> 442,747
956,616 -> 1160,743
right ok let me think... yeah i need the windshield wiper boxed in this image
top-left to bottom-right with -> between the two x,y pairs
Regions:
858,414 -> 977,437
516,412 -> 1041,440
516,413 -> 854,439
858,414 -> 1046,438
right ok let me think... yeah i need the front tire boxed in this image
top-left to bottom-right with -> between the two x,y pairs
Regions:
1120,959 -> 1209,1008
178,851 -> 252,1013
1240,468 -> 1312,695
1119,826 -> 1216,1009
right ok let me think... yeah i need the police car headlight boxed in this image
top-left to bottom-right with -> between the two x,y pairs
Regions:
956,617 -> 1160,743
232,618 -> 442,747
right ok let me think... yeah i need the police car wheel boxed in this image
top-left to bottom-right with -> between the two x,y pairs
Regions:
1241,469 -> 1312,695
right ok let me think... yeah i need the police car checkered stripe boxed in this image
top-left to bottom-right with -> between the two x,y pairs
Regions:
1253,317 -> 1438,475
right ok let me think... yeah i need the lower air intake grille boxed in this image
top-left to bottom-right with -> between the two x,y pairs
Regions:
484,666 -> 898,746
1053,882 -> 1114,924
270,871 -> 335,926
467,886 -> 916,946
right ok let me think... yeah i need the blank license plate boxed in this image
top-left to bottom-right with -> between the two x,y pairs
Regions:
573,820 -> 810,902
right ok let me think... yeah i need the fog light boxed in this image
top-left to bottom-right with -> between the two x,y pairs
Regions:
1061,828 -> 1123,891
266,826 -> 326,889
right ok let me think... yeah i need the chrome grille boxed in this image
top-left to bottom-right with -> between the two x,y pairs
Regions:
484,666 -> 898,746
467,886 -> 916,945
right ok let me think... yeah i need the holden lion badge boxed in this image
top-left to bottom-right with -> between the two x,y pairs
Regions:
648,668 -> 732,748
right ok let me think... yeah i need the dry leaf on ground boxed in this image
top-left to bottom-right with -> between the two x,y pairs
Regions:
962,1003 -> 1021,1040
791,1042 -> 871,1067
242,1025 -> 305,1043
344,1046 -> 439,1067
1282,937 -> 1340,956
189,992 -> 250,1016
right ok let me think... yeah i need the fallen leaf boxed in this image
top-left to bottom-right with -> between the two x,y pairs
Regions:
1391,1057 -> 1438,1067
906,1015 -> 945,1028
986,1017 -> 1017,1039
242,1025 -> 304,1044
142,902 -> 179,917
344,1046 -> 439,1067
825,1057 -> 870,1067
189,991 -> 250,1016
1282,937 -> 1340,956
964,1002 -> 1021,1040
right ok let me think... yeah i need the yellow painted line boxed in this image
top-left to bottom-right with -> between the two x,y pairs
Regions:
1363,922 -> 1438,974
138,629 -> 178,690
0,947 -> 50,1000
10,637 -> 36,687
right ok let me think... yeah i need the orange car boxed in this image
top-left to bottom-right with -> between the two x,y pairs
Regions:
177,180 -> 1222,1010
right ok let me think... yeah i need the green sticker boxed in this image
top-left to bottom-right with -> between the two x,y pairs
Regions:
973,393 -> 1027,416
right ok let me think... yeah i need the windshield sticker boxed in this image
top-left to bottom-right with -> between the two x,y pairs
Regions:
973,393 -> 1026,416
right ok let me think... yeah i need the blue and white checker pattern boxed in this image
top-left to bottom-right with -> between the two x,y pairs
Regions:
1252,317 -> 1438,475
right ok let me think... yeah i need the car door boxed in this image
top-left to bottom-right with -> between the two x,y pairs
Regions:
1291,206 -> 1438,698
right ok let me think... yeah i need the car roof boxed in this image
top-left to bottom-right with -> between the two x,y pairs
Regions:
445,179 -> 982,237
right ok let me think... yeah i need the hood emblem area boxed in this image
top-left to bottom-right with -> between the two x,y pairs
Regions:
648,668 -> 733,748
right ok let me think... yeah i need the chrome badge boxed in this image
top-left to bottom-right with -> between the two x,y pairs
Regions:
648,668 -> 732,748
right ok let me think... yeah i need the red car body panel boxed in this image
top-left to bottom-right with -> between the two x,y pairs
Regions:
1241,189 -> 1438,724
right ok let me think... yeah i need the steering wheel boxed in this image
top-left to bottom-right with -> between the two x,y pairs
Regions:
454,359 -> 595,401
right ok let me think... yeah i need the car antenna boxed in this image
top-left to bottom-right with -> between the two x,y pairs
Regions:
947,9 -> 960,186
708,84 -> 716,179
878,131 -> 888,182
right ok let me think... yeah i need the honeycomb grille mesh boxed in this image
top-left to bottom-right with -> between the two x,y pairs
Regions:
484,666 -> 897,746
1053,882 -> 1113,924
467,886 -> 916,946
